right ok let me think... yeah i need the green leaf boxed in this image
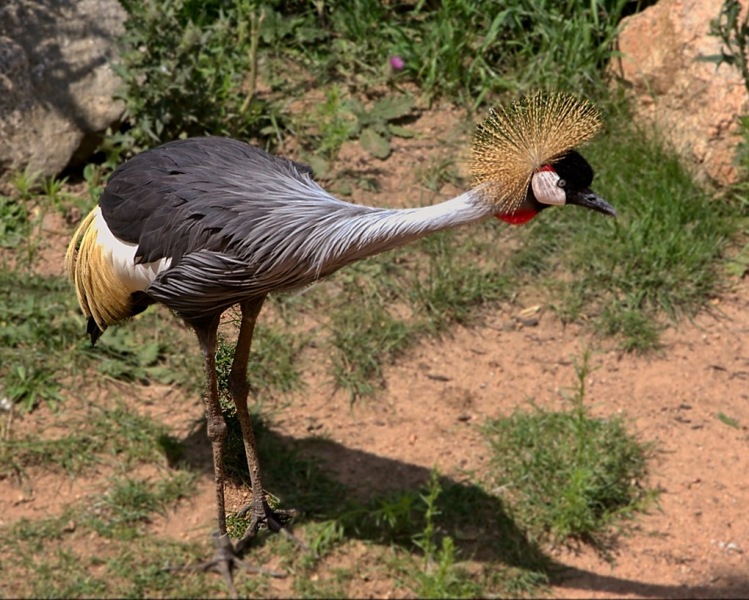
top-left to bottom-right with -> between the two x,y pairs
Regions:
306,154 -> 330,178
331,181 -> 353,196
389,125 -> 416,139
137,342 -> 161,366
717,412 -> 740,429
360,127 -> 391,159
347,98 -> 366,120
370,95 -> 413,122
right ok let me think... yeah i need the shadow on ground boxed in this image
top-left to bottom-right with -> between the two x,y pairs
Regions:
175,412 -> 749,600
556,567 -> 749,600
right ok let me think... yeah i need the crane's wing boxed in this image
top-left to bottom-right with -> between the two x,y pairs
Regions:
97,136 -> 374,321
98,137 -> 315,266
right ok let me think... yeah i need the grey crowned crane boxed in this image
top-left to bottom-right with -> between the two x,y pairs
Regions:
65,92 -> 616,595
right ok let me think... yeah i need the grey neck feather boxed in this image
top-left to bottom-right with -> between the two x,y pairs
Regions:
239,175 -> 495,284
149,173 -> 497,315
310,189 -> 492,274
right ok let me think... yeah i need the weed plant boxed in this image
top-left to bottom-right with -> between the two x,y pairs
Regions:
112,0 -> 631,158
0,193 -> 29,250
484,352 -> 654,551
114,0 -> 284,157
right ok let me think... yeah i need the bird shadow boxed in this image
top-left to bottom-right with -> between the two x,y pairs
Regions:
175,412 -> 547,571
554,567 -> 749,600
173,412 -> 749,600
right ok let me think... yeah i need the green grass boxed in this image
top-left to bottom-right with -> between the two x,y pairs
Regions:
0,169 -> 78,269
484,352 -> 655,552
0,514 -> 222,598
220,316 -> 306,396
408,230 -> 511,332
0,401 -> 182,478
505,107 -> 739,352
0,272 -> 83,411
326,265 -> 415,399
83,472 -> 197,540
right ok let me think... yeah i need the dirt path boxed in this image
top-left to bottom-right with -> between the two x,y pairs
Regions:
259,278 -> 749,598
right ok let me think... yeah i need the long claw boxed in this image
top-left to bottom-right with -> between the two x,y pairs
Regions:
234,497 -> 308,555
167,532 -> 285,598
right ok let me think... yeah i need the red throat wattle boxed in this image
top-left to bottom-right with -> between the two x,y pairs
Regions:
495,163 -> 552,225
496,209 -> 538,225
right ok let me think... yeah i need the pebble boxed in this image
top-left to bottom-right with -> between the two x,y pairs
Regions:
718,541 -> 743,554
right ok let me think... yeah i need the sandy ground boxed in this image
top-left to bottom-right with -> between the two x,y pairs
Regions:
2,106 -> 748,598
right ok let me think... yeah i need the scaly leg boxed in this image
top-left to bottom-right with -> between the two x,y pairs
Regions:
194,316 -> 229,538
174,315 -> 279,598
228,297 -> 297,552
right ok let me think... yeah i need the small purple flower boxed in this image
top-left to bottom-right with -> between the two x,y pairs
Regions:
389,55 -> 405,71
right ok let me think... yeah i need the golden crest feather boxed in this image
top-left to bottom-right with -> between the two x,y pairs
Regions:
470,91 -> 602,212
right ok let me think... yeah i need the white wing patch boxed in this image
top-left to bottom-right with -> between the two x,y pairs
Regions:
93,207 -> 172,293
531,169 -> 566,206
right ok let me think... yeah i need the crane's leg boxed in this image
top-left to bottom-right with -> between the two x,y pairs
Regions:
194,316 -> 229,537
179,315 -> 266,598
228,297 -> 297,551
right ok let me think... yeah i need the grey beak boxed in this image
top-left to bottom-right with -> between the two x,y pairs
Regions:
567,188 -> 617,217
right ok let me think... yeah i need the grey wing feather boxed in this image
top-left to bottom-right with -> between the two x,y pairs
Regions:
99,137 -> 315,265
146,200 -> 376,320
98,136 -> 392,321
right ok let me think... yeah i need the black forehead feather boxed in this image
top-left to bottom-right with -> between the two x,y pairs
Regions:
552,150 -> 594,189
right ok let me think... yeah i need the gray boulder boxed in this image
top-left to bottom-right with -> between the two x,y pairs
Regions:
0,0 -> 127,179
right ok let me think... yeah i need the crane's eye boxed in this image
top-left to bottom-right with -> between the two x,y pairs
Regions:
557,179 -> 566,188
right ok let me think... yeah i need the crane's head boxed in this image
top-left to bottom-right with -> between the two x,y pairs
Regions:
470,92 -> 616,225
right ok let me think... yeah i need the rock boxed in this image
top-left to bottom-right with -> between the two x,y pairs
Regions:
612,0 -> 749,186
0,0 -> 127,179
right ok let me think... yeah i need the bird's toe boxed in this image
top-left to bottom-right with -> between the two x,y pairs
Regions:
167,532 -> 285,598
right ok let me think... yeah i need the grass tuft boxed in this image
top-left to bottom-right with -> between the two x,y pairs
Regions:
84,472 -> 196,540
510,108 -> 737,351
484,352 -> 655,551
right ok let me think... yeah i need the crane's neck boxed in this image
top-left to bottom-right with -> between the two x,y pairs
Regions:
307,187 -> 494,277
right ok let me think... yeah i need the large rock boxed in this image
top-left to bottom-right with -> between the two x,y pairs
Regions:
0,0 -> 127,179
612,0 -> 749,186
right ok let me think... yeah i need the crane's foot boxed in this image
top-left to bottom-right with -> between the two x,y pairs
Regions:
168,532 -> 284,599
235,494 -> 306,554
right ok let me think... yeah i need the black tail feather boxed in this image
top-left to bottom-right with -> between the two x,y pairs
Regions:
87,317 -> 104,346
84,293 -> 154,346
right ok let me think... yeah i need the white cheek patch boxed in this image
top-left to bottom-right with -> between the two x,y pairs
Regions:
531,169 -> 566,206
